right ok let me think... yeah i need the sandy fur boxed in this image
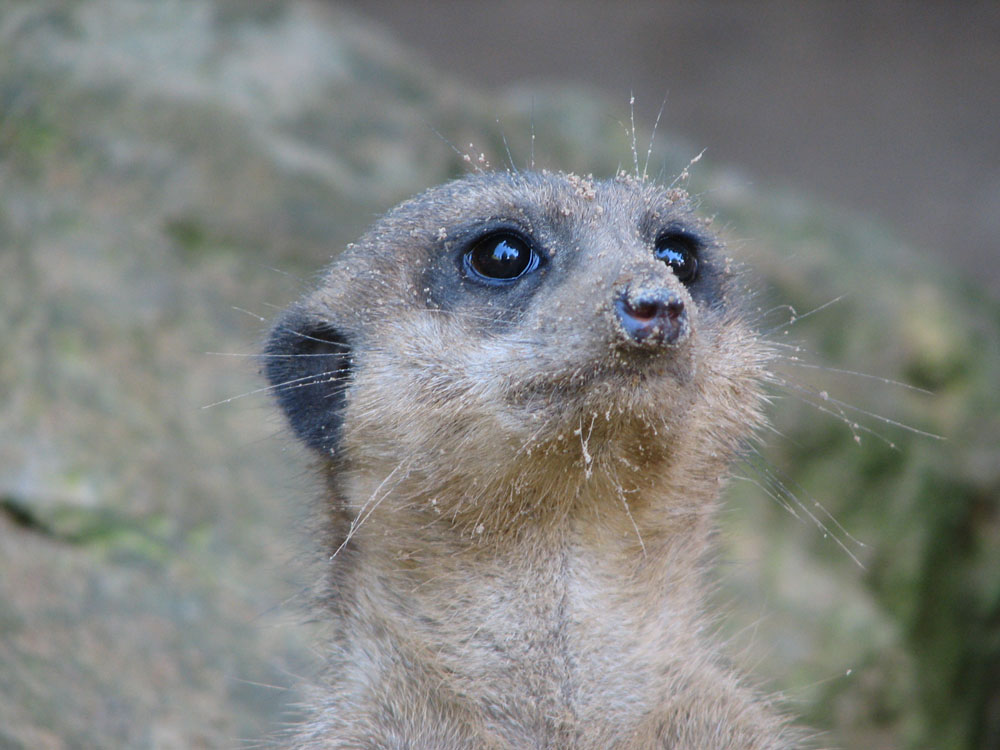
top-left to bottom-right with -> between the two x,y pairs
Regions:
267,170 -> 807,748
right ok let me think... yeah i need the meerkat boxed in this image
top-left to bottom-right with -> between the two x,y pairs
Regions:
265,169 -> 806,748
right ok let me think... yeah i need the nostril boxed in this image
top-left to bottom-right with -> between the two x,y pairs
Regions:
628,299 -> 661,322
615,290 -> 688,346
664,297 -> 684,321
624,293 -> 684,322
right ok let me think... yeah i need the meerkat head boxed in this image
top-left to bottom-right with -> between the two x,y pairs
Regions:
265,171 -> 765,527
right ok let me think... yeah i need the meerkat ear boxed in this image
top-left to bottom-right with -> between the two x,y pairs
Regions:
264,306 -> 353,457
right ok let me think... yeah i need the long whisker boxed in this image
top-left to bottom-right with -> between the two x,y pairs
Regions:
773,376 -> 943,441
775,357 -> 934,395
496,116 -> 518,174
737,452 -> 866,569
761,295 -> 848,336
331,459 -> 410,559
208,351 -> 349,359
642,95 -> 668,182
629,91 -> 639,178
203,366 -> 349,409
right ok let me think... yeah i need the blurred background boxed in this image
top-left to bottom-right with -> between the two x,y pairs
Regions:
1,1 -> 997,748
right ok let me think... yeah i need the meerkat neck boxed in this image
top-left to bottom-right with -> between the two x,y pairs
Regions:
328,488 -> 719,745
338,472 -> 718,642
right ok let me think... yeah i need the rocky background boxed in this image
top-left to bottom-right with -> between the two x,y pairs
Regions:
1,1 -> 997,748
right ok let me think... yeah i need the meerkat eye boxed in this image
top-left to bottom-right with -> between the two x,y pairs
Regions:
654,232 -> 699,284
465,231 -> 539,282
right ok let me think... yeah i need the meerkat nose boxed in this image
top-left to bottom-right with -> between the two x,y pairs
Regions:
615,288 -> 687,346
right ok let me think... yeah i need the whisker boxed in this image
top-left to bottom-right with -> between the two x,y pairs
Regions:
331,460 -> 410,559
774,376 -> 943,442
629,91 -> 639,179
738,453 -> 866,569
667,148 -> 706,190
761,295 -> 848,336
529,97 -> 536,170
496,116 -> 518,174
208,351 -> 350,359
617,481 -> 646,557
642,94 -> 668,182
233,306 -> 268,323
775,358 -> 934,395
203,368 -> 348,409
424,120 -> 473,171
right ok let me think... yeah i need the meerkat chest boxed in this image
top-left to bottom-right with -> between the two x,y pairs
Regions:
377,535 -> 691,725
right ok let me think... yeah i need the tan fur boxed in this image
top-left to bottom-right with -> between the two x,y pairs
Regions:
266,170 -> 805,748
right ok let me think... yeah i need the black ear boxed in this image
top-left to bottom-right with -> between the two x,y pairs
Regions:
264,307 -> 353,457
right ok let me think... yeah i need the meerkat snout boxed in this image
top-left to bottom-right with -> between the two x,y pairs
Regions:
615,287 -> 688,346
